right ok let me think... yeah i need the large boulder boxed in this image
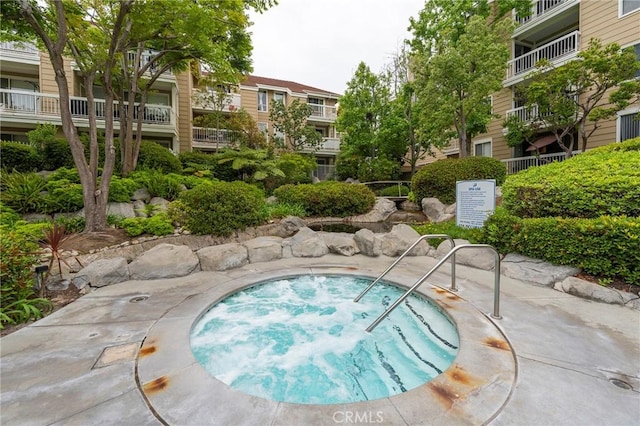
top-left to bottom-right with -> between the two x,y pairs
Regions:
554,276 -> 636,306
435,239 -> 497,270
131,187 -> 151,203
197,243 -> 248,271
319,232 -> 360,256
72,257 -> 130,288
381,224 -> 430,257
149,197 -> 170,215
501,253 -> 580,287
133,200 -> 147,217
284,227 -> 329,258
348,198 -> 397,222
276,216 -> 308,237
354,229 -> 382,257
129,244 -> 200,279
106,202 -> 136,219
243,237 -> 283,264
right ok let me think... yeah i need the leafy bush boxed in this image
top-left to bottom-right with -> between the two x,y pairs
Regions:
412,157 -> 507,204
0,142 -> 42,172
263,202 -> 308,219
413,219 -> 484,246
174,181 -> 267,236
44,179 -> 84,213
357,156 -> 400,182
502,139 -> 640,218
120,217 -> 146,237
120,213 -> 174,237
377,185 -> 410,197
137,141 -> 182,173
482,208 -> 640,284
179,151 -> 219,174
334,154 -> 361,181
0,232 -> 51,328
273,182 -> 375,217
55,215 -> 85,234
41,138 -> 74,170
107,176 -> 138,203
47,167 -> 81,183
0,172 -> 46,213
131,170 -> 184,201
0,203 -> 22,228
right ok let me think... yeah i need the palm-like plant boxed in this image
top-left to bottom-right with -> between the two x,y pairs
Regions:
217,149 -> 285,181
39,223 -> 82,297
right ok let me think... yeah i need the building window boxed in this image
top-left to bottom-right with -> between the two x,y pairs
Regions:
258,90 -> 268,112
620,0 -> 640,16
633,43 -> 640,78
307,97 -> 323,116
273,92 -> 285,105
258,122 -> 269,142
474,140 -> 492,157
618,108 -> 640,141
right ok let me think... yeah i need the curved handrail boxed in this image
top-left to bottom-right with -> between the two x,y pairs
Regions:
354,234 -> 456,303
365,244 -> 501,332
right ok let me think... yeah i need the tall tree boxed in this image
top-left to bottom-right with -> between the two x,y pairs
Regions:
1,0 -> 275,231
268,99 -> 322,152
509,39 -> 640,157
411,15 -> 512,157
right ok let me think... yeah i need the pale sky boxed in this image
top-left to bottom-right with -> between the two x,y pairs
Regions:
248,0 -> 426,95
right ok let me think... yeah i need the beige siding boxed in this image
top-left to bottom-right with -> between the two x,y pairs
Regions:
39,53 -> 73,95
176,70 -> 192,153
482,88 -> 513,160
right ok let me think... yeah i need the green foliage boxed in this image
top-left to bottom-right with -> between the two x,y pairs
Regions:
502,139 -> 640,218
0,172 -> 46,213
216,149 -> 285,182
47,167 -> 81,183
263,202 -> 308,219
175,181 -> 267,236
412,157 -> 506,204
273,182 -> 376,217
27,124 -> 73,170
269,99 -> 322,151
131,170 -> 184,201
0,231 -> 51,328
413,219 -> 484,246
263,153 -> 316,193
179,151 -> 219,174
334,154 -> 361,181
482,209 -> 640,284
107,176 -> 138,203
357,156 -> 400,182
378,185 -> 410,197
0,202 -> 22,227
119,212 -> 174,237
0,141 -> 42,172
55,215 -> 86,234
120,217 -> 146,237
44,179 -> 84,213
137,141 -> 182,174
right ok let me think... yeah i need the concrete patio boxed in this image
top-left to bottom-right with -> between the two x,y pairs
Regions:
1,254 -> 638,425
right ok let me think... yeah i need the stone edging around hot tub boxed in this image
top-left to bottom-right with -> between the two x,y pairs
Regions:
136,263 -> 517,426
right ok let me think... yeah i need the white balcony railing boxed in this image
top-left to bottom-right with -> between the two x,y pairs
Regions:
126,51 -> 173,76
506,94 -> 579,123
312,164 -> 336,181
0,89 -> 174,125
515,0 -> 570,25
442,139 -> 460,154
0,41 -> 39,54
299,137 -> 341,154
192,127 -> 238,145
192,90 -> 241,112
502,150 -> 581,174
506,30 -> 580,80
308,104 -> 337,120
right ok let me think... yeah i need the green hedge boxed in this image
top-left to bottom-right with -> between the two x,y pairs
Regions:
273,182 -> 375,217
483,208 -> 640,284
173,181 -> 266,236
501,138 -> 640,218
0,142 -> 42,172
412,156 -> 506,204
137,141 -> 182,174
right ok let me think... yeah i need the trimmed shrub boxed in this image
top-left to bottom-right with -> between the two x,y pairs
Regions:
41,138 -> 74,170
44,179 -> 83,213
377,185 -> 410,197
482,208 -> 640,284
137,141 -> 182,174
0,142 -> 41,172
501,138 -> 640,218
179,151 -> 219,174
273,182 -> 376,217
412,156 -> 507,204
47,167 -> 80,183
131,170 -> 184,201
0,203 -> 22,228
0,172 -> 46,213
174,181 -> 267,236
107,176 -> 138,203
334,155 -> 361,181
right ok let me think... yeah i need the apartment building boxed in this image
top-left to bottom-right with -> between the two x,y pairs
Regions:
187,74 -> 341,180
0,42 -> 180,150
0,43 -> 341,179
422,0 -> 640,173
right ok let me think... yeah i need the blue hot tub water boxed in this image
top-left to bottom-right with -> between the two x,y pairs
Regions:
190,275 -> 459,405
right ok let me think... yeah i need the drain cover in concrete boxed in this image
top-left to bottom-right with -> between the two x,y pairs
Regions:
94,343 -> 140,368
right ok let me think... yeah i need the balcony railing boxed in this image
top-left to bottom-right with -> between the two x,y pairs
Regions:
0,41 -> 39,54
308,104 -> 337,120
0,89 -> 174,125
442,139 -> 460,154
506,30 -> 580,81
300,137 -> 341,154
515,0 -> 570,25
192,127 -> 239,145
126,51 -> 173,75
502,150 -> 581,174
192,90 -> 241,112
506,94 -> 579,123
312,164 -> 336,181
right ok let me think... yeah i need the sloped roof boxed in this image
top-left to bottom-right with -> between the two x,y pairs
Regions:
241,75 -> 340,97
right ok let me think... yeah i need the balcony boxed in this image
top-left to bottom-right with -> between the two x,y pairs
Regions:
502,150 -> 581,174
192,90 -> 242,113
0,88 -> 174,126
191,127 -> 238,150
308,104 -> 337,121
442,139 -> 460,155
515,0 -> 573,26
299,137 -> 341,155
312,164 -> 336,181
505,30 -> 580,85
506,94 -> 579,123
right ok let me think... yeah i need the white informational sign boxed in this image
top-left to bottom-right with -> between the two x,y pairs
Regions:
456,180 -> 496,229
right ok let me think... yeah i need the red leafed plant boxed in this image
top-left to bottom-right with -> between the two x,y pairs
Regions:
39,223 -> 82,297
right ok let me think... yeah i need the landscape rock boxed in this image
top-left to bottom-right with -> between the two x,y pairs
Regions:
381,224 -> 430,257
399,200 -> 421,212
45,278 -> 70,291
277,216 -> 308,237
435,239 -> 496,270
149,197 -> 170,214
106,202 -> 136,219
501,253 -> 580,287
197,243 -> 248,271
319,232 -> 360,256
444,203 -> 456,215
72,257 -> 129,288
133,200 -> 147,217
129,244 -> 199,279
554,276 -> 631,305
285,227 -> 329,258
349,198 -> 397,223
22,213 -> 53,223
243,237 -> 283,263
354,229 -> 382,257
131,188 -> 151,203
421,197 -> 446,223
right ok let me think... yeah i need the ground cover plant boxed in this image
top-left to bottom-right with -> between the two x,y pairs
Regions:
273,182 -> 376,217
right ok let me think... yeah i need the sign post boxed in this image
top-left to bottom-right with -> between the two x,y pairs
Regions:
456,180 -> 496,228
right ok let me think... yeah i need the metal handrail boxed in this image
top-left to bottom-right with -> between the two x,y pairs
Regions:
354,234 -> 456,303
364,244 -> 502,332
